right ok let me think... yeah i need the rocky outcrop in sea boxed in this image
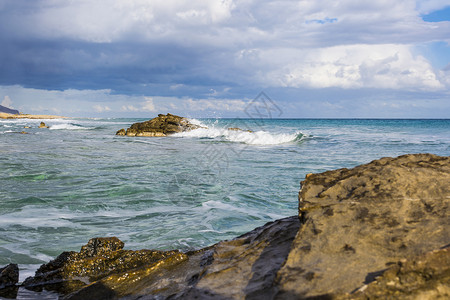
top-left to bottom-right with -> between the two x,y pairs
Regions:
116,113 -> 202,137
1,153 -> 449,299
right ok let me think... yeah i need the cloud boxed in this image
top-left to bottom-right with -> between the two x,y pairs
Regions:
121,105 -> 139,112
1,95 -> 13,108
259,44 -> 444,91
0,1 -> 449,118
142,97 -> 156,112
184,98 -> 247,111
93,104 -> 111,113
1,0 -> 449,94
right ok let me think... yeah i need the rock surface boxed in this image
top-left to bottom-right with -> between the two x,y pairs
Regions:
22,237 -> 183,296
342,246 -> 450,300
0,264 -> 19,299
276,153 -> 450,298
116,113 -> 202,137
0,264 -> 19,289
3,153 -> 449,299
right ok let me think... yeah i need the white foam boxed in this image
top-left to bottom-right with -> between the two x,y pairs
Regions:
187,118 -> 208,127
49,123 -> 84,130
174,125 -> 303,145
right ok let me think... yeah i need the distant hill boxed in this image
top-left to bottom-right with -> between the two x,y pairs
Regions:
0,104 -> 19,115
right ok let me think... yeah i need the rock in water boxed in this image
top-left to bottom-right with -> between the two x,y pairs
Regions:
0,264 -> 19,289
22,237 -> 185,296
116,113 -> 202,137
0,264 -> 19,299
38,122 -> 49,128
276,153 -> 450,298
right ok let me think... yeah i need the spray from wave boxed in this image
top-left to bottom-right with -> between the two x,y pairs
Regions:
174,119 -> 304,145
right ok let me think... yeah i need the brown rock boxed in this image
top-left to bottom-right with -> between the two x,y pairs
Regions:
23,237 -> 183,296
276,153 -> 450,298
118,113 -> 201,137
228,127 -> 253,133
38,122 -> 49,128
343,246 -> 450,300
115,128 -> 126,136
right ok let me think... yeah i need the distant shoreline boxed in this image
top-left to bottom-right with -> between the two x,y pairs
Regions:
0,112 -> 66,119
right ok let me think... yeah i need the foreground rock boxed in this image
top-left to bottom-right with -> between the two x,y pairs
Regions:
276,153 -> 450,298
0,264 -> 19,299
342,246 -> 450,299
22,237 -> 184,296
3,153 -> 449,299
116,113 -> 202,137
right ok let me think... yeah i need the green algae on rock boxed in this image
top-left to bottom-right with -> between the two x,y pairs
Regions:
22,237 -> 184,296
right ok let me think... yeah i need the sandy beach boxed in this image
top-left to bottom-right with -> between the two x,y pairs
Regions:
0,112 -> 66,119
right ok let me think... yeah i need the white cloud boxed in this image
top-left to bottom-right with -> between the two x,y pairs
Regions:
1,95 -> 13,108
185,98 -> 247,111
416,0 -> 450,14
142,97 -> 156,111
253,44 -> 445,91
121,105 -> 139,112
93,104 -> 111,113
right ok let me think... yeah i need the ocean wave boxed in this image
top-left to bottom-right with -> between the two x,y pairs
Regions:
174,121 -> 304,145
49,123 -> 90,130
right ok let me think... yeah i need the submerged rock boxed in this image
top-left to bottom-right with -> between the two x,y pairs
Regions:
116,113 -> 202,137
38,122 -> 49,128
11,153 -> 450,299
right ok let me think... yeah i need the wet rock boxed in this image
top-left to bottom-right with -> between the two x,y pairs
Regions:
115,128 -> 126,136
228,127 -> 253,133
175,216 -> 301,300
0,264 -> 19,289
0,264 -> 19,299
38,122 -> 49,128
23,237 -> 184,296
276,153 -> 450,298
118,113 -> 202,137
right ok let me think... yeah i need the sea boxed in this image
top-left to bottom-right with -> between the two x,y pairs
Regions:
1,117 -> 449,287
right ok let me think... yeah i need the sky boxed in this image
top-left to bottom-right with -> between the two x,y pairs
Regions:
0,0 -> 449,118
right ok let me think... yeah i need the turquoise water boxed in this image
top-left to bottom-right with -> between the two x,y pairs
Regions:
1,118 -> 449,281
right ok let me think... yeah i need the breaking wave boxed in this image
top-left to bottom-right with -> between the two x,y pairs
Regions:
174,119 -> 304,145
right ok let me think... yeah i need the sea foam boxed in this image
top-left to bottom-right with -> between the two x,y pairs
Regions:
174,119 -> 303,145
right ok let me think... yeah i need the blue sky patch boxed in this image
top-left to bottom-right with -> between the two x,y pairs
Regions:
422,6 -> 450,22
305,17 -> 338,24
